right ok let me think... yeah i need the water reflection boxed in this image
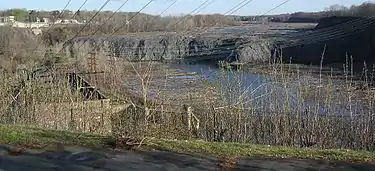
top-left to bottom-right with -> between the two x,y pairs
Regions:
170,63 -> 368,117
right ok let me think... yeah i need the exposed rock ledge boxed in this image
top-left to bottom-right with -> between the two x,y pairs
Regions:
58,32 -> 274,63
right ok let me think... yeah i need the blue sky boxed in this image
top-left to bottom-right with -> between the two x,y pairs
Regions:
0,0 -> 370,16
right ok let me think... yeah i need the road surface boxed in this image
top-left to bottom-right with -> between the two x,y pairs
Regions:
0,144 -> 374,171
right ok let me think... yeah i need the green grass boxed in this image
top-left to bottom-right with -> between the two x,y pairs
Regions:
146,139 -> 375,162
0,124 -> 108,148
1,124 -> 374,163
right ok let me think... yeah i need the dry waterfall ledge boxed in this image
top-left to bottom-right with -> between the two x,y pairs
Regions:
1,124 -> 374,163
56,32 -> 274,63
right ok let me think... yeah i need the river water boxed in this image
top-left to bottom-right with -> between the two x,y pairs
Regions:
118,23 -> 368,118
169,62 -> 368,118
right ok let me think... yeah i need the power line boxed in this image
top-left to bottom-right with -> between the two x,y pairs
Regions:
281,17 -> 365,40
57,0 -> 131,54
64,0 -> 112,43
60,0 -> 292,65
259,0 -> 292,17
62,0 -> 259,65
228,0 -> 255,15
196,0 -> 217,15
30,0 -> 72,54
71,0 -> 90,19
171,0 -> 293,62
186,0 -> 257,35
174,0 -> 254,33
73,0 -> 155,52
88,0 -> 166,38
70,0 -> 215,53
278,17 -> 374,47
56,0 -> 157,68
39,18 -> 375,63
29,0 -> 90,70
92,0 -> 131,32
71,0 -> 194,64
195,0 -> 292,36
159,0 -> 178,16
280,18 -> 375,48
190,0 -> 212,15
168,0 -> 216,29
113,0 -> 154,33
224,0 -> 248,15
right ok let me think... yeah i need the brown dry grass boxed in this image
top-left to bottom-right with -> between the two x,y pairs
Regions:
2,49 -> 375,152
1,26 -> 375,154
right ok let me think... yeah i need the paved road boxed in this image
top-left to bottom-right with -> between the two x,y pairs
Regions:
0,144 -> 374,171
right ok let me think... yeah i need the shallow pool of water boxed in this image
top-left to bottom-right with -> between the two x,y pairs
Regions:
169,63 -> 368,117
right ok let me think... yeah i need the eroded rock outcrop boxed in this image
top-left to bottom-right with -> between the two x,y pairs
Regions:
58,32 -> 273,63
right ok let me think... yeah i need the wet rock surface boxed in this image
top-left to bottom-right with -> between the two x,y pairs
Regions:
1,144 -> 374,171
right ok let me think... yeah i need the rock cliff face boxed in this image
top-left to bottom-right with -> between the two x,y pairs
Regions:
59,32 -> 273,63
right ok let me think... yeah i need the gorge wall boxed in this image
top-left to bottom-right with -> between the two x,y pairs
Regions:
58,32 -> 274,64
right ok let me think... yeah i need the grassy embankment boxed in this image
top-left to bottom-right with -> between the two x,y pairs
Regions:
1,124 -> 374,163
